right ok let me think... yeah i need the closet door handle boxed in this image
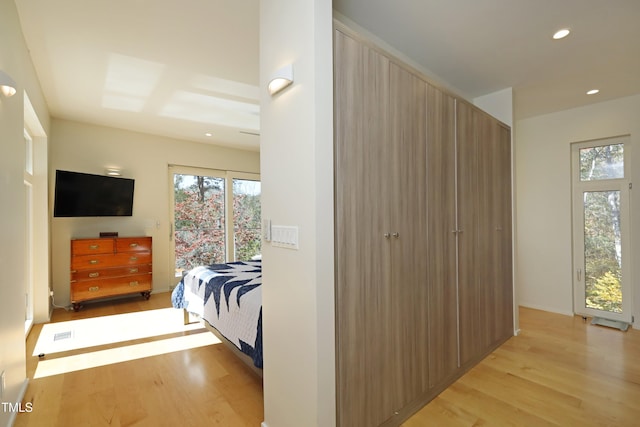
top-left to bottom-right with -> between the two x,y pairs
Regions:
392,232 -> 399,238
384,233 -> 391,238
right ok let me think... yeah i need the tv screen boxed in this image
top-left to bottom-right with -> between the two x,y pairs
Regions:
53,170 -> 135,217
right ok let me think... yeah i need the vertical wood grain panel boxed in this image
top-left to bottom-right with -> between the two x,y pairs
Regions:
389,62 -> 429,409
334,29 -> 393,427
498,124 -> 514,340
478,112 -> 499,350
426,84 -> 458,388
456,100 -> 481,366
334,25 -> 513,427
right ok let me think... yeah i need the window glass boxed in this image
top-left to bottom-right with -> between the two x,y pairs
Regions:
233,178 -> 261,261
579,143 -> 624,181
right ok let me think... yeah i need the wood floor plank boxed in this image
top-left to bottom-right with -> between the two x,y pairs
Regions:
441,382 -> 557,427
15,299 -> 640,426
403,307 -> 640,426
15,292 -> 263,427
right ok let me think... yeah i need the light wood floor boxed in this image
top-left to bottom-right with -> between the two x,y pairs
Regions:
15,297 -> 640,426
403,308 -> 640,426
15,292 -> 263,427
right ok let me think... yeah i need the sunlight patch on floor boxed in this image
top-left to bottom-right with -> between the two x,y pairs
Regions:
34,331 -> 221,378
33,307 -> 202,356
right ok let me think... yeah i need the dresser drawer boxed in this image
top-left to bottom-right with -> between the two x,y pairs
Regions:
71,238 -> 114,256
71,264 -> 153,282
71,274 -> 152,303
116,237 -> 152,253
71,252 -> 152,270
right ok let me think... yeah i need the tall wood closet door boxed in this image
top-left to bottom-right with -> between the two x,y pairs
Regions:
426,85 -> 458,387
456,100 -> 482,366
458,102 -> 514,365
478,114 -> 514,349
389,62 -> 429,409
334,30 -> 394,427
477,112 -> 500,350
497,124 -> 514,340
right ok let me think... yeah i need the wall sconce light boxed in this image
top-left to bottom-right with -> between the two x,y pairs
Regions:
268,64 -> 294,96
0,70 -> 17,97
105,168 -> 122,176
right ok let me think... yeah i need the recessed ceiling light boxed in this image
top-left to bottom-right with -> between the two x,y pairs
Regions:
586,89 -> 600,95
553,28 -> 571,40
205,132 -> 212,137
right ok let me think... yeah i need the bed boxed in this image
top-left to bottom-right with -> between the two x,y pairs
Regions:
171,260 -> 263,374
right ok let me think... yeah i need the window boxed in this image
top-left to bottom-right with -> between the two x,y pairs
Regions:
232,178 -> 262,261
169,166 -> 261,283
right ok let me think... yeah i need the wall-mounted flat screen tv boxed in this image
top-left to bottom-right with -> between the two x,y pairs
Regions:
53,170 -> 135,217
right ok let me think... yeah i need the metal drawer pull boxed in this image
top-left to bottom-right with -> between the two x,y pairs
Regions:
129,281 -> 139,287
129,268 -> 139,273
130,256 -> 138,261
89,272 -> 100,278
89,260 -> 99,265
129,243 -> 138,247
89,286 -> 100,292
89,244 -> 99,249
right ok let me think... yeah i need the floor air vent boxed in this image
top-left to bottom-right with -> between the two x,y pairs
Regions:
591,317 -> 629,332
53,331 -> 73,341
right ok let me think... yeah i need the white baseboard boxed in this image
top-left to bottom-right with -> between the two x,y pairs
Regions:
261,422 -> 269,427
6,379 -> 29,427
519,302 -> 574,317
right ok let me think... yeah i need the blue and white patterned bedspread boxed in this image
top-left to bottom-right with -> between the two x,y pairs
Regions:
171,260 -> 262,368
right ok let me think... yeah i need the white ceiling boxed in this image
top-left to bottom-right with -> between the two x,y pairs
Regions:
15,0 -> 640,151
15,0 -> 261,150
334,0 -> 640,120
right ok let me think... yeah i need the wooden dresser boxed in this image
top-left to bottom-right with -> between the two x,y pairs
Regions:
70,236 -> 152,311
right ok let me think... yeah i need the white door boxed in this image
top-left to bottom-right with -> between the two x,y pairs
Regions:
572,137 -> 632,323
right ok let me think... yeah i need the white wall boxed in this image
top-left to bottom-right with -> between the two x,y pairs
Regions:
0,1 -> 50,425
260,0 -> 335,426
515,94 -> 640,318
474,88 -> 513,127
49,119 -> 260,305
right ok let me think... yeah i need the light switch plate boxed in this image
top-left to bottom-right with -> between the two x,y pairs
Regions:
262,219 -> 271,241
271,225 -> 299,250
